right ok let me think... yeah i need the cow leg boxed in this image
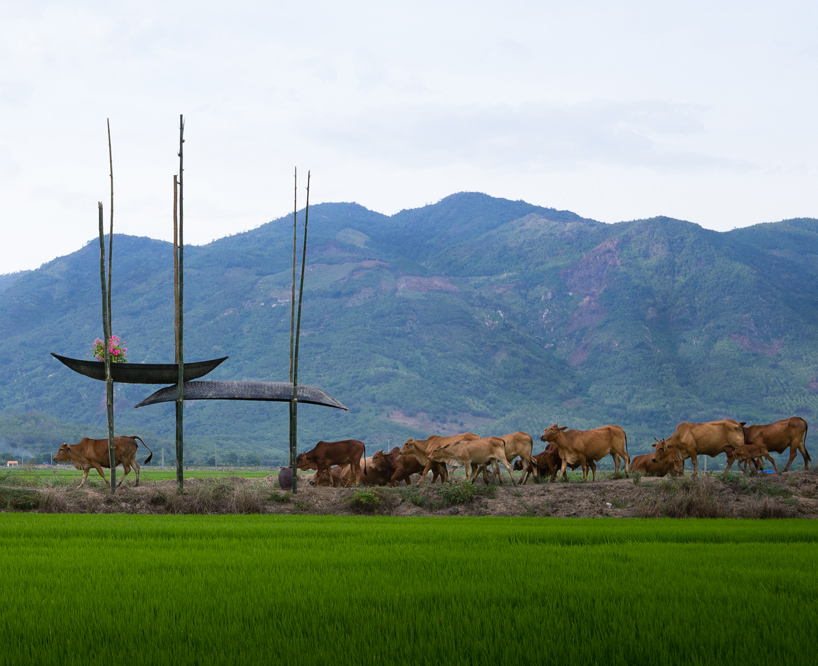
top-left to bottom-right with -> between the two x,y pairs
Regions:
783,447 -> 798,472
690,456 -> 698,477
133,460 -> 141,486
611,453 -> 621,480
91,463 -> 110,487
78,468 -> 90,489
118,463 -> 132,487
499,458 -> 516,486
557,460 -> 568,482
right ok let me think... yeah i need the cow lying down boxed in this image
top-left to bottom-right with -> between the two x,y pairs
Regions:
53,436 -> 153,488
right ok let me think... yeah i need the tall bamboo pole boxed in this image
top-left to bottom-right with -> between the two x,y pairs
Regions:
289,169 -> 298,489
106,119 -> 114,335
173,176 -> 179,364
290,171 -> 311,494
98,202 -> 116,494
176,115 -> 185,491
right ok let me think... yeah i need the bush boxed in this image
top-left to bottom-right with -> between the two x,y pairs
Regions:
439,481 -> 477,505
348,490 -> 382,513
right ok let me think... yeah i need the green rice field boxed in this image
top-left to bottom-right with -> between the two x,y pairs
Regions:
0,515 -> 815,665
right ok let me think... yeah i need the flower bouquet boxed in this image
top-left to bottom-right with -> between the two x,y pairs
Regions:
91,335 -> 128,362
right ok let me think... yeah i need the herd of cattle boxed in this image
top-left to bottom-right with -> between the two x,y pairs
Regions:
295,417 -> 811,488
48,417 -> 810,490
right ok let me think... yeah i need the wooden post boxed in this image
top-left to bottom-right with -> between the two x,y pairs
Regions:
98,202 -> 116,493
176,115 -> 185,491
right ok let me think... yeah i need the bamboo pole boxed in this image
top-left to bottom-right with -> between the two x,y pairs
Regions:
173,176 -> 179,364
176,115 -> 185,491
98,202 -> 116,494
106,119 -> 114,336
290,171 -> 311,494
289,169 -> 298,490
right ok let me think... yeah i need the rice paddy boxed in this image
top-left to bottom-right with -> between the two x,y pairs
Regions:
0,515 -> 815,665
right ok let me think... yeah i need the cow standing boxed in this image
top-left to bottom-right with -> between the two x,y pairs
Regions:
540,424 -> 630,481
296,440 -> 367,487
652,420 -> 744,475
400,433 -> 480,485
742,418 -> 809,472
428,436 -> 516,485
53,436 -> 153,488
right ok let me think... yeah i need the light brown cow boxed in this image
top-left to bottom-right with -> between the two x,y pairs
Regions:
480,432 -> 536,484
742,418 -> 809,472
400,433 -> 480,485
428,436 -> 516,485
652,420 -> 744,475
629,452 -> 683,477
296,440 -> 366,487
540,424 -> 630,481
732,443 -> 779,475
53,436 -> 153,488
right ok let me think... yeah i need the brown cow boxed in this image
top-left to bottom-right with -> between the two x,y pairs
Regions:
429,436 -> 516,485
540,424 -> 630,481
371,448 -> 421,486
296,440 -> 366,487
732,443 -> 779,475
53,436 -> 153,488
516,442 -> 592,483
652,420 -> 744,475
742,418 -> 810,472
400,433 -> 480,485
629,452 -> 683,477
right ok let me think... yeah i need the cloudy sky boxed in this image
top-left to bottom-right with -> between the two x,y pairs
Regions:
2,1 -> 816,274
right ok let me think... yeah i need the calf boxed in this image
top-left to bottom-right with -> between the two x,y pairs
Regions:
296,440 -> 367,487
732,443 -> 779,475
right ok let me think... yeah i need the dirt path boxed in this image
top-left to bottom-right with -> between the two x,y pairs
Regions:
3,470 -> 816,518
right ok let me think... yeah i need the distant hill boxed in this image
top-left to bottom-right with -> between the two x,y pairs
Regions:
1,192 -> 816,467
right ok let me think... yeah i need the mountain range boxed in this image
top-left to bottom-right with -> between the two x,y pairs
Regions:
1,192 -> 816,467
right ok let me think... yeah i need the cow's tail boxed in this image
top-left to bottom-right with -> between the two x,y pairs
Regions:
804,423 -> 811,462
362,442 -> 368,476
132,436 -> 153,464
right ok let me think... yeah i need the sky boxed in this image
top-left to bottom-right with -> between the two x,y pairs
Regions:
1,0 -> 817,274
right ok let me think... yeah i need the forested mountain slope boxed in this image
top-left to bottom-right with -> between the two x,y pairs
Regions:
1,193 -> 816,465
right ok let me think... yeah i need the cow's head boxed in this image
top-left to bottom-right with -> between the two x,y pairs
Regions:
428,443 -> 453,463
295,451 -> 317,471
370,450 -> 388,472
512,459 -> 524,471
399,440 -> 424,459
540,424 -> 567,443
53,443 -> 72,463
651,438 -> 673,464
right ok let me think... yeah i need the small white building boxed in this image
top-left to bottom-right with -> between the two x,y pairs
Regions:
6,461 -> 19,467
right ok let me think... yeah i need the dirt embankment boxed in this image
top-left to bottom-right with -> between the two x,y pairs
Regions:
1,470 -> 817,518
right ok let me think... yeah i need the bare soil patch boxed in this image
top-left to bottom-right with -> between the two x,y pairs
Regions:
1,470 -> 816,518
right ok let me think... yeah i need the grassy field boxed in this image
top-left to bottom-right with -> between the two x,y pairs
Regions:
0,515 -> 814,665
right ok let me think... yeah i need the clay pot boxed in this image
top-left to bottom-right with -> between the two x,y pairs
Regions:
278,467 -> 293,490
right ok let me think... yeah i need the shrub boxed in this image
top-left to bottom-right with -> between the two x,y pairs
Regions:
439,480 -> 477,505
348,490 -> 382,513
